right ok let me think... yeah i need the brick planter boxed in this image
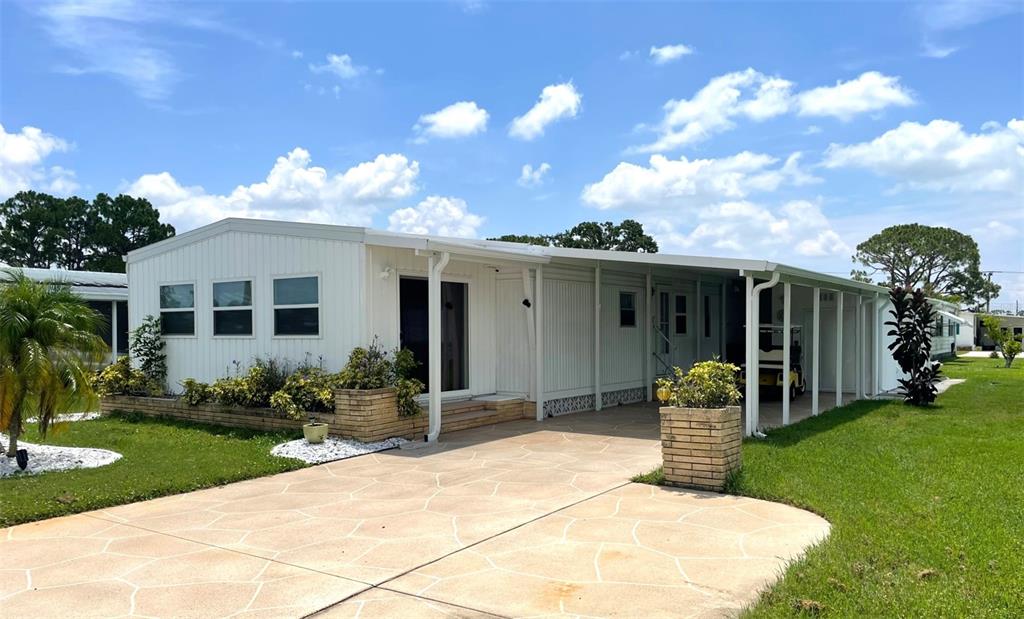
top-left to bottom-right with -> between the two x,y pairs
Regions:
660,405 -> 742,492
333,388 -> 426,442
100,395 -> 328,434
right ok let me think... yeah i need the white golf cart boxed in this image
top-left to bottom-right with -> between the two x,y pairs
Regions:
739,324 -> 807,399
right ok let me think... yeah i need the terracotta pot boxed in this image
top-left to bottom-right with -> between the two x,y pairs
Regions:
303,422 -> 329,444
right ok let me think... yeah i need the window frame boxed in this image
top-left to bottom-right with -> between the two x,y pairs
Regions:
674,293 -> 687,335
212,277 -> 255,338
271,273 -> 322,339
618,291 -> 637,328
158,281 -> 197,338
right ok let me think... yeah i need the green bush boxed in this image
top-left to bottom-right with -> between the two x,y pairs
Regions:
210,358 -> 288,408
655,358 -> 741,408
270,366 -> 341,419
94,356 -> 161,397
180,378 -> 212,406
130,315 -> 167,393
338,341 -> 424,417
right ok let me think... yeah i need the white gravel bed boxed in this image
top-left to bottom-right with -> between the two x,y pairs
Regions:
0,434 -> 122,477
271,436 -> 407,464
25,412 -> 103,424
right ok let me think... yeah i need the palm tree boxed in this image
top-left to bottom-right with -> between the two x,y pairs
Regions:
0,270 -> 106,458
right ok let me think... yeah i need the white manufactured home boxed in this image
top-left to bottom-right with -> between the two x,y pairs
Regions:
126,218 -> 908,439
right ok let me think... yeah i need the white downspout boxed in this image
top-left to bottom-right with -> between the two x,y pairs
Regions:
535,265 -> 545,421
594,264 -> 602,411
743,274 -> 754,436
426,251 -> 451,443
782,281 -> 791,426
749,272 -> 780,435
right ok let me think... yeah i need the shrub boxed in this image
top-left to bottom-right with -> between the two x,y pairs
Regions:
94,356 -> 160,397
886,287 -> 942,406
338,340 -> 424,417
655,358 -> 741,409
180,379 -> 212,406
980,315 -> 1021,368
210,358 -> 288,408
130,315 -> 166,393
270,366 -> 341,419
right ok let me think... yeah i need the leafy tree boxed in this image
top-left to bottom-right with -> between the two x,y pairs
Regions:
851,224 -> 999,308
886,286 -> 942,406
489,219 -> 659,253
0,271 -> 106,458
0,191 -> 175,273
979,315 -> 1022,368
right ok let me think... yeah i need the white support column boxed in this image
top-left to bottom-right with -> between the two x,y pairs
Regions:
110,300 -> 119,364
695,277 -> 702,361
744,274 -> 754,436
720,281 -> 727,361
836,291 -> 844,409
782,281 -> 791,426
427,251 -> 450,443
522,269 -> 536,401
856,295 -> 864,400
594,264 -> 602,411
812,286 -> 820,416
535,265 -> 545,421
873,292 -> 881,396
644,269 -> 653,401
748,272 -> 779,435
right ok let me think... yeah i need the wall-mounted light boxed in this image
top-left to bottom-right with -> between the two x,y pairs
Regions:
379,266 -> 394,280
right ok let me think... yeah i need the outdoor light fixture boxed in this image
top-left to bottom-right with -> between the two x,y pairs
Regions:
379,266 -> 394,280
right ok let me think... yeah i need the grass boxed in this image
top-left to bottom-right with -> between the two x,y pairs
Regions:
636,357 -> 1024,617
1,411 -> 307,527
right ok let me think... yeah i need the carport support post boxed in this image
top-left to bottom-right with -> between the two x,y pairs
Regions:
594,264 -> 602,411
836,291 -> 844,409
695,277 -> 702,361
427,251 -> 450,443
782,281 -> 791,426
535,265 -> 545,421
856,295 -> 864,400
873,292 -> 881,396
110,300 -> 119,365
812,287 -> 820,416
744,274 -> 754,435
645,270 -> 653,401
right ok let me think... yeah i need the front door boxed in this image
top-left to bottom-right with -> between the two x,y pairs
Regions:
398,277 -> 468,393
655,287 -> 694,373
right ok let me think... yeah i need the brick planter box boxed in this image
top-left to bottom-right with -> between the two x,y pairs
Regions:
333,388 -> 426,442
100,395 -> 329,434
660,405 -> 742,492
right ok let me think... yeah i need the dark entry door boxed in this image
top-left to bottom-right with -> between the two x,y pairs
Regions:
399,277 -> 468,392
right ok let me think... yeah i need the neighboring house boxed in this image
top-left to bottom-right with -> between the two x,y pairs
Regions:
930,298 -> 961,360
955,310 -> 977,350
126,218 -> 907,439
974,313 -> 1024,349
11,267 -> 129,364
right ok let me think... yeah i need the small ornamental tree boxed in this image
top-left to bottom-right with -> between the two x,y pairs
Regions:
980,315 -> 1021,368
130,315 -> 166,393
886,287 -> 943,405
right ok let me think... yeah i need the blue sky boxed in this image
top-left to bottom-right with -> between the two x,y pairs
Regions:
2,1 -> 1022,304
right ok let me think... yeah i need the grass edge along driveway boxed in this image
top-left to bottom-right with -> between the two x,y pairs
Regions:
1,412 -> 307,527
637,357 -> 1023,617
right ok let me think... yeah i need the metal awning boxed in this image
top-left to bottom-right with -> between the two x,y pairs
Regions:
937,310 -> 966,324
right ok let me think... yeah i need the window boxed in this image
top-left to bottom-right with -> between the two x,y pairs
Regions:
273,276 -> 319,336
704,295 -> 711,338
213,280 -> 253,336
674,294 -> 687,335
933,316 -> 944,336
619,292 -> 636,327
160,283 -> 195,335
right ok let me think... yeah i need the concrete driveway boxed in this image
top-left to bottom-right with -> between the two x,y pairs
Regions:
0,405 -> 829,618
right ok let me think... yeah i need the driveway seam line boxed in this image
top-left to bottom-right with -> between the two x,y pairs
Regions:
306,480 -> 633,618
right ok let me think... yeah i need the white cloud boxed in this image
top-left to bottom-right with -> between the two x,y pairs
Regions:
509,82 -> 582,141
973,220 -> 1019,241
823,119 -> 1024,193
796,72 -> 914,120
646,200 -> 848,258
308,53 -> 368,79
649,44 -> 694,64
803,125 -> 823,135
290,50 -> 303,59
916,0 -> 1020,58
387,195 -> 484,237
518,163 -> 551,188
0,124 -> 79,198
632,69 -> 913,153
127,148 -> 419,231
581,150 -> 818,211
413,101 -> 489,142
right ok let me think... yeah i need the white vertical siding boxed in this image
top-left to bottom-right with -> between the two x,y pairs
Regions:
128,230 -> 365,390
496,275 -> 531,394
543,275 -> 595,396
365,246 -> 497,396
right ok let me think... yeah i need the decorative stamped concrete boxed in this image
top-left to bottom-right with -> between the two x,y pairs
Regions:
0,405 -> 829,618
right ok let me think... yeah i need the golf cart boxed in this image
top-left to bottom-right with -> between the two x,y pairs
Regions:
739,324 -> 807,399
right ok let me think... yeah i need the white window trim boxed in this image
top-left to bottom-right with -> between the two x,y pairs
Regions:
618,290 -> 638,328
158,280 -> 197,338
212,277 -> 255,339
271,273 -> 322,339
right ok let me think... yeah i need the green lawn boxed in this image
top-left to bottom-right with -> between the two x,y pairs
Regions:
638,357 -> 1024,616
1,412 -> 307,527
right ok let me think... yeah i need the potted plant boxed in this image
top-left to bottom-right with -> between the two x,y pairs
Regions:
302,413 -> 329,444
655,358 -> 742,411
